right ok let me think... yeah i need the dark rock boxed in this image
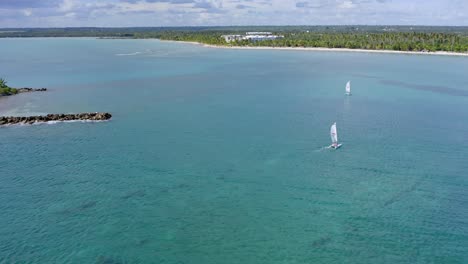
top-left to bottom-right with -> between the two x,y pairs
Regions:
17,87 -> 48,93
0,112 -> 112,126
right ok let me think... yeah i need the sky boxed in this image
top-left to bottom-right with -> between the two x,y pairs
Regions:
0,0 -> 467,28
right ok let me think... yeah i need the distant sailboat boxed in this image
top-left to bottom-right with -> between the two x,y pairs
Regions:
345,81 -> 351,95
330,122 -> 342,149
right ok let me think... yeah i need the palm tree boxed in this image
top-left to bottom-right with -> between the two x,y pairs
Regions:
0,78 -> 8,89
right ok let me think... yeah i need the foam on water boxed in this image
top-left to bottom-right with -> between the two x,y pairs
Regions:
42,119 -> 110,125
0,119 -> 110,128
115,51 -> 142,56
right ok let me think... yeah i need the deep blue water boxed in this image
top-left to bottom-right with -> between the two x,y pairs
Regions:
0,38 -> 467,263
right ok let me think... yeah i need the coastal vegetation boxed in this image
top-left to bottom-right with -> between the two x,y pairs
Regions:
146,31 -> 468,52
0,78 -> 18,95
0,78 -> 47,97
238,32 -> 468,52
1,26 -> 468,52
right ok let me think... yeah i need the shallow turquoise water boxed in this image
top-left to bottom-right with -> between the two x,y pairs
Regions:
0,38 -> 467,263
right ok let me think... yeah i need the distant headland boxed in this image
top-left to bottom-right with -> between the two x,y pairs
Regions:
1,26 -> 467,55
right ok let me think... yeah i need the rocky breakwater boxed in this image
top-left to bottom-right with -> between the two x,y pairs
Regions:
18,88 -> 48,93
0,112 -> 112,126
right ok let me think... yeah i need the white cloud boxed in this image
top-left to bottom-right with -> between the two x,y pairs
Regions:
22,9 -> 32,16
59,0 -> 75,12
0,0 -> 467,27
338,0 -> 354,9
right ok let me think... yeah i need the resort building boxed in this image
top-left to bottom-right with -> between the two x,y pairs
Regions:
221,35 -> 244,42
222,32 -> 283,43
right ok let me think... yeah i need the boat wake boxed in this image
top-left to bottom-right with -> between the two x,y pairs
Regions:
1,120 -> 110,128
115,52 -> 142,56
315,146 -> 332,152
39,120 -> 110,126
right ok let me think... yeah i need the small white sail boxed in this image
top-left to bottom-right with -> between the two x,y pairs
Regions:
345,81 -> 351,95
330,122 -> 338,144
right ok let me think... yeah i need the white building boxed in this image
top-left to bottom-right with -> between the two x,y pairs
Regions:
222,32 -> 283,43
221,35 -> 244,42
244,34 -> 283,42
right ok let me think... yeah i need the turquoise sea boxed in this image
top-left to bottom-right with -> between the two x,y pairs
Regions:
0,38 -> 467,263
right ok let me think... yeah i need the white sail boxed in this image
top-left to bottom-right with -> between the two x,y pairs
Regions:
330,122 -> 338,144
345,81 -> 351,95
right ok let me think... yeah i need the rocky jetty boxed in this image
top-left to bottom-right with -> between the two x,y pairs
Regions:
0,112 -> 112,126
0,87 -> 47,97
17,87 -> 48,93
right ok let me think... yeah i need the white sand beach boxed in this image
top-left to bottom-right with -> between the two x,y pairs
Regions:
162,40 -> 468,57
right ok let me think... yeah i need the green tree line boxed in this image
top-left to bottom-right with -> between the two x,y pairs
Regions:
241,32 -> 468,52
134,30 -> 468,52
1,27 -> 467,52
0,78 -> 18,95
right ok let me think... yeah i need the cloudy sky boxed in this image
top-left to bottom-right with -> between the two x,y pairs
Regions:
0,0 -> 467,27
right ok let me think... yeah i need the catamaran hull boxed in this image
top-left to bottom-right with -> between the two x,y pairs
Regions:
330,144 -> 342,149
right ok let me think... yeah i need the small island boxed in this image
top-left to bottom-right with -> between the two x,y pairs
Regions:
0,78 -> 47,96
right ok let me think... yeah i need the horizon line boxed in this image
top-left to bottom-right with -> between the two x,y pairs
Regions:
2,25 -> 468,30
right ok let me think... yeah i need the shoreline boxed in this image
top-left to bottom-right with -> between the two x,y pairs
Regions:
3,38 -> 467,57
0,87 -> 47,97
160,39 -> 468,57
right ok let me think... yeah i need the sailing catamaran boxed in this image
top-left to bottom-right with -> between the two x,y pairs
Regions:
330,122 -> 342,149
345,81 -> 351,95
